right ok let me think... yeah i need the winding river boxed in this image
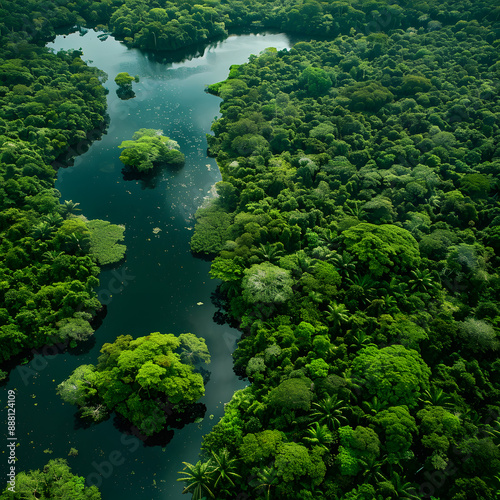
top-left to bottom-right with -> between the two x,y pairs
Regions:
5,31 -> 293,499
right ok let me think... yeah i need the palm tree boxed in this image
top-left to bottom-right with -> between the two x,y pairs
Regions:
177,460 -> 215,500
257,243 -> 283,264
219,280 -> 240,299
330,252 -> 356,279
254,466 -> 278,500
362,396 -> 387,416
341,368 -> 363,402
210,449 -> 241,490
319,228 -> 336,249
303,422 -> 334,449
349,330 -> 377,351
296,250 -> 314,274
409,268 -> 439,294
348,274 -> 376,295
381,293 -> 399,314
344,201 -> 366,219
32,222 -> 54,240
43,250 -> 64,262
43,213 -> 63,227
383,276 -> 409,299
326,301 -> 349,333
418,386 -> 453,409
359,457 -> 388,484
65,232 -> 84,253
310,395 -> 348,431
308,291 -> 324,304
391,472 -> 420,499
60,199 -> 81,218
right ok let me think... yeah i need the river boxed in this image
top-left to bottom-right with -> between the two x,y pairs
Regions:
5,30 -> 292,499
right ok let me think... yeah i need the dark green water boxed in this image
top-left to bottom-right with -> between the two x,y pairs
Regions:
4,31 -> 292,499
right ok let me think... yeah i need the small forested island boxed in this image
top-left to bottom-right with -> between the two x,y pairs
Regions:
0,0 -> 499,499
58,332 -> 210,436
114,71 -> 138,100
118,128 -> 185,174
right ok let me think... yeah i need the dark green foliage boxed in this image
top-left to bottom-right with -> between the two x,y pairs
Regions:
1,0 -> 500,499
188,12 -> 500,499
0,31 -> 107,363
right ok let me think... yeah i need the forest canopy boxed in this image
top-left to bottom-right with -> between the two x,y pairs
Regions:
0,0 -> 499,498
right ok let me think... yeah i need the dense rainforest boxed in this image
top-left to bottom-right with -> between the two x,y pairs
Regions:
0,0 -> 499,499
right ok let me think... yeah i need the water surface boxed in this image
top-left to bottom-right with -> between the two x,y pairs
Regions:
5,30 -> 292,499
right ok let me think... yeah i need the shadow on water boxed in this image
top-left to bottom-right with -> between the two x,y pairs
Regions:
116,87 -> 136,100
112,402 -> 207,448
121,162 -> 185,190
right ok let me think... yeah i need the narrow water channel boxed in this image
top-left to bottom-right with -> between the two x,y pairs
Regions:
4,31 -> 292,499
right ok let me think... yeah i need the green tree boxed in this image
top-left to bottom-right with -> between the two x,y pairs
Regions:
242,262 -> 294,305
114,72 -> 135,88
337,426 -> 380,476
310,396 -> 348,431
177,460 -> 215,500
343,223 -> 421,277
374,406 -> 417,462
0,459 -> 101,499
298,66 -> 332,96
352,345 -> 431,408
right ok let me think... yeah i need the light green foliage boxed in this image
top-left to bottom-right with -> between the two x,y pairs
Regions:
239,429 -> 283,463
178,332 -> 211,365
114,72 -> 135,87
190,202 -> 232,254
57,332 -> 209,435
458,318 -> 499,352
345,81 -> 394,111
274,442 -> 326,485
57,364 -> 99,407
86,219 -> 126,266
0,459 -> 101,499
337,426 -> 380,476
118,129 -> 185,172
374,406 -> 417,459
385,315 -> 428,349
417,406 -> 461,460
268,378 -> 313,413
343,223 -> 420,277
209,256 -> 243,281
306,358 -> 329,379
352,345 -> 431,408
246,356 -> 266,378
460,173 -> 492,199
242,262 -> 294,305
2,2 -> 500,498
56,316 -> 94,342
417,406 -> 461,438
